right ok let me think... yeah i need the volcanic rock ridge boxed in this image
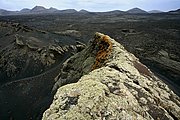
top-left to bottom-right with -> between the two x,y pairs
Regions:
42,33 -> 180,120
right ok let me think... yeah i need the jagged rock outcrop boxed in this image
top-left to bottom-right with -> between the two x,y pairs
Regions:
43,32 -> 180,120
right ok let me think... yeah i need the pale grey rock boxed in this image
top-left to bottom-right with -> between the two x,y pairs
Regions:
15,34 -> 25,46
55,30 -> 81,38
158,50 -> 169,58
43,33 -> 180,120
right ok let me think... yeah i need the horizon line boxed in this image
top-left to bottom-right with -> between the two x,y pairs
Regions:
0,6 -> 179,12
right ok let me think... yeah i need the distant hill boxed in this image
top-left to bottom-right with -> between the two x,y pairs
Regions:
59,9 -> 77,14
30,6 -> 59,14
0,9 -> 18,15
31,6 -> 46,12
20,8 -> 30,12
0,6 -> 179,16
105,10 -> 125,14
148,10 -> 163,13
48,7 -> 58,12
79,9 -> 89,13
0,9 -> 10,15
0,6 -> 78,15
169,9 -> 180,14
94,10 -> 125,16
126,8 -> 148,14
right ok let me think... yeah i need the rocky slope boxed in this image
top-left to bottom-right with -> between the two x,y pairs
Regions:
0,22 -> 86,120
0,22 -> 85,84
43,32 -> 180,120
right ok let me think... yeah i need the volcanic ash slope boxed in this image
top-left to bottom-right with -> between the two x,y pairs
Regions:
42,32 -> 180,120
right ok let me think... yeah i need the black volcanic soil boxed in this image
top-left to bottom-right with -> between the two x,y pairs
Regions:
0,12 -> 180,119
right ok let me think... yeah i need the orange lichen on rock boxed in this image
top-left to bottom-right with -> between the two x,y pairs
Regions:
92,33 -> 112,70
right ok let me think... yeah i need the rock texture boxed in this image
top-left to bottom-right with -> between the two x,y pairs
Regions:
42,33 -> 180,120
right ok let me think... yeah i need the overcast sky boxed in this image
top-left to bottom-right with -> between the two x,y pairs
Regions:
0,0 -> 180,12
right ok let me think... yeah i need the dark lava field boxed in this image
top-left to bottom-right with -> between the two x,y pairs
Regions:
0,12 -> 180,119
